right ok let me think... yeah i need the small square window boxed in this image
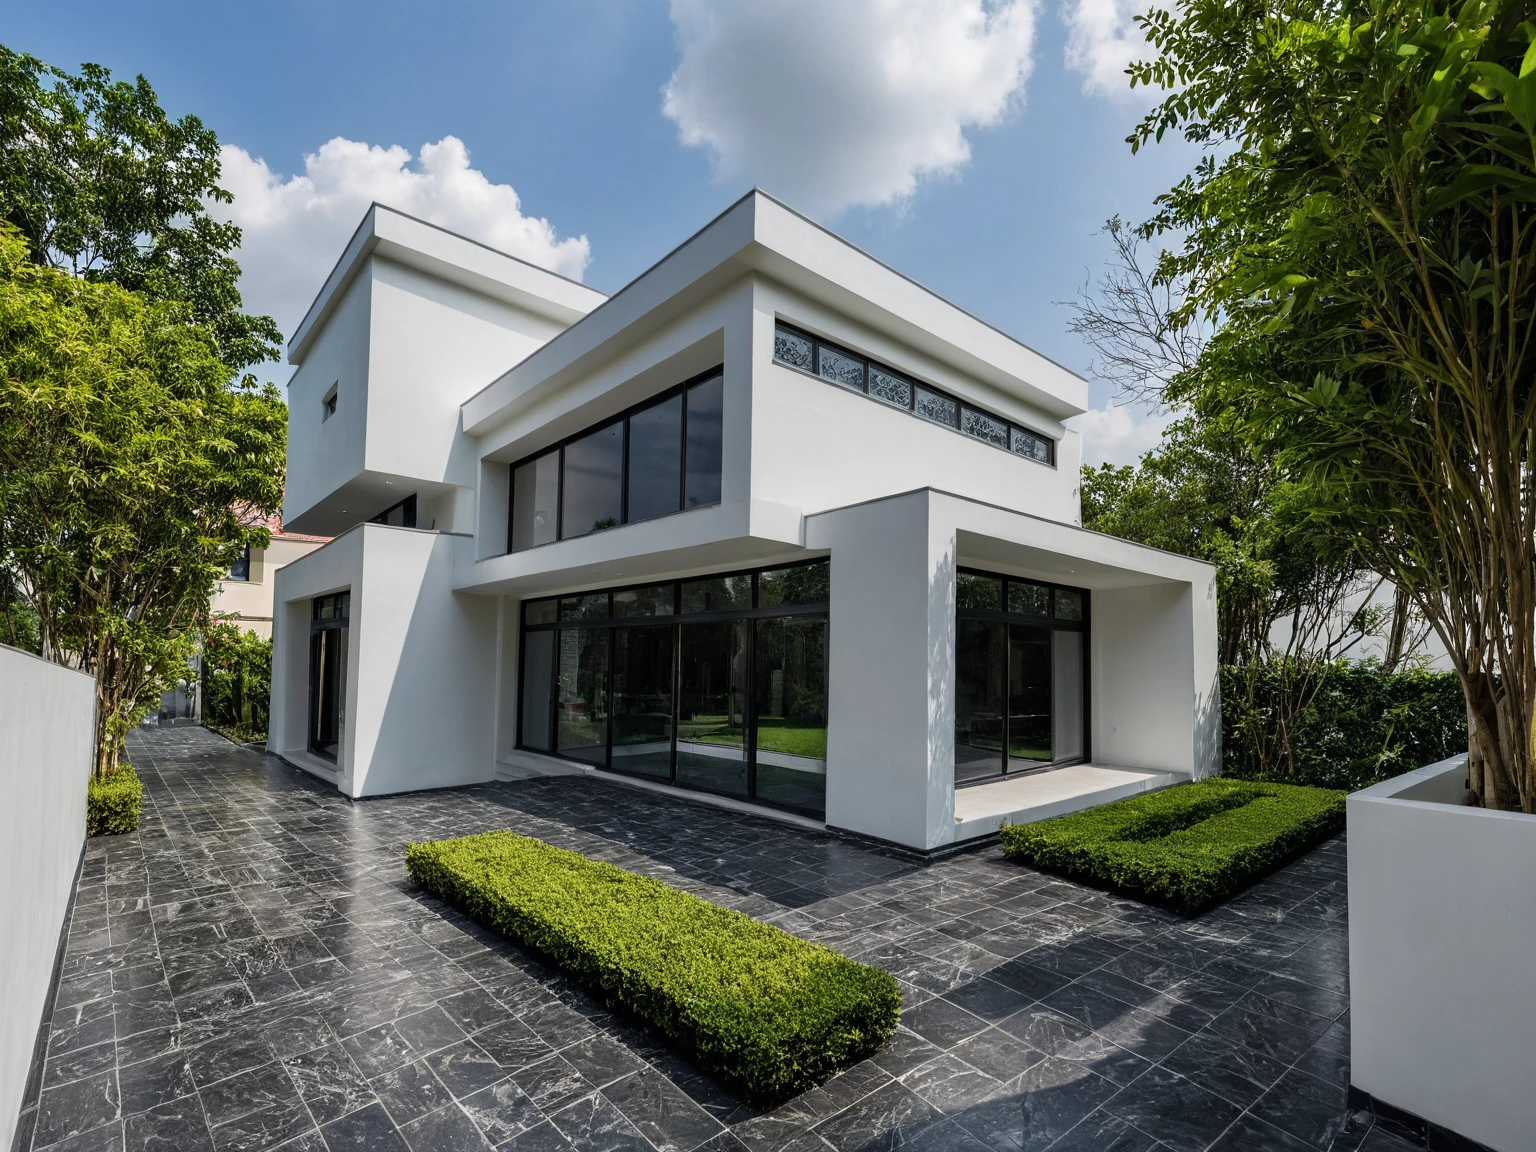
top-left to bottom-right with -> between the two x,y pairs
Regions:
322,383 -> 338,421
1010,426 -> 1051,463
957,572 -> 1003,610
227,544 -> 251,582
868,367 -> 912,408
680,575 -> 751,614
558,594 -> 609,622
962,407 -> 1009,448
915,387 -> 959,428
1054,589 -> 1084,621
773,327 -> 813,371
1008,581 -> 1051,616
524,599 -> 558,626
817,344 -> 866,392
613,584 -> 675,617
758,560 -> 830,607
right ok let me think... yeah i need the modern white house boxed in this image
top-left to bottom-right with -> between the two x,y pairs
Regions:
268,192 -> 1219,855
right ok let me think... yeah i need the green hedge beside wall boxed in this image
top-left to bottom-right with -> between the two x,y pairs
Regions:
1222,660 -> 1466,791
1000,778 -> 1345,915
202,621 -> 271,741
405,831 -> 899,1104
87,764 -> 142,836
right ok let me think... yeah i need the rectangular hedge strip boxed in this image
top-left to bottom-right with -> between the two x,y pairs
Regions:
87,764 -> 142,836
999,778 -> 1345,915
405,831 -> 900,1104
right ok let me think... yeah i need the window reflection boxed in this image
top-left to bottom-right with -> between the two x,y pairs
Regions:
685,375 -> 723,509
753,616 -> 827,816
627,393 -> 682,523
676,621 -> 748,798
556,627 -> 608,766
612,625 -> 673,780
561,422 -> 623,537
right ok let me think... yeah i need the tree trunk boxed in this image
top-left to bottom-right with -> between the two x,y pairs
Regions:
1384,584 -> 1411,673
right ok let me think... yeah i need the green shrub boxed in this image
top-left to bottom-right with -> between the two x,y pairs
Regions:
405,831 -> 900,1103
201,621 -> 271,741
1222,659 -> 1466,790
999,778 -> 1345,915
86,764 -> 142,836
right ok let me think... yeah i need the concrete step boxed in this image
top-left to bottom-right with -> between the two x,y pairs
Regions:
954,763 -> 1191,842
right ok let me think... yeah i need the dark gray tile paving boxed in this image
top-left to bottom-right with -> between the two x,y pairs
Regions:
16,726 -> 1391,1152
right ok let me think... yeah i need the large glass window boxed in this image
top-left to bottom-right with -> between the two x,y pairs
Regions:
677,621 -> 749,799
954,568 -> 1088,783
627,393 -> 683,523
557,628 -> 608,766
508,368 -> 724,552
561,422 -> 623,538
309,593 -> 350,763
685,375 -> 724,510
772,321 -> 1055,466
753,616 -> 827,813
612,625 -> 674,780
511,452 -> 559,550
517,559 -> 830,818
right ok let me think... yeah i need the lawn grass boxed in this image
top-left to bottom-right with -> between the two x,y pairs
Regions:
999,777 -> 1345,915
405,831 -> 899,1103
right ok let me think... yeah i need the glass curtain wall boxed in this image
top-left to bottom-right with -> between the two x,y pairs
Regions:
954,569 -> 1088,784
508,368 -> 724,552
518,559 -> 829,818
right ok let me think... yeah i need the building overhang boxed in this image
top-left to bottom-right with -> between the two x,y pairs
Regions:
287,204 -> 607,366
461,190 -> 1088,437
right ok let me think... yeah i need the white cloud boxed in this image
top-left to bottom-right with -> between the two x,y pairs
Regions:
1067,399 -> 1172,466
1061,0 -> 1149,97
211,135 -> 592,348
662,0 -> 1037,218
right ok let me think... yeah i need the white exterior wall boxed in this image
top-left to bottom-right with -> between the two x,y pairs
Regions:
0,646 -> 95,1152
271,525 -> 498,797
1348,758 -> 1536,1152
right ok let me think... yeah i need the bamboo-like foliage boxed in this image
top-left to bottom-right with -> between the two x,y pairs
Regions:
1134,0 -> 1536,810
0,228 -> 285,776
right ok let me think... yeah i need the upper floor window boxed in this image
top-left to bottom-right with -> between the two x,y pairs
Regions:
508,368 -> 724,553
371,493 -> 417,528
322,383 -> 338,421
227,545 -> 251,582
772,322 -> 1054,465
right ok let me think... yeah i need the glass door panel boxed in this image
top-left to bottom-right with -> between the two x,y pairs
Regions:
556,627 -> 609,766
519,630 -> 555,752
752,616 -> 827,817
612,625 -> 674,780
309,625 -> 347,761
1008,623 -> 1052,770
676,620 -> 748,798
1052,629 -> 1085,762
955,619 -> 1005,782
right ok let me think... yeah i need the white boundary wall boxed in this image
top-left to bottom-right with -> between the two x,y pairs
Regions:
0,645 -> 95,1152
1348,756 -> 1536,1152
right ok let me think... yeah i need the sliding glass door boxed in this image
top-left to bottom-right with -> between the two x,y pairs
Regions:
517,560 -> 829,818
954,570 -> 1088,784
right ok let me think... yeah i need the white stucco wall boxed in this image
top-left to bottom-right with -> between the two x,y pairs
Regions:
0,646 -> 95,1152
1348,758 -> 1535,1152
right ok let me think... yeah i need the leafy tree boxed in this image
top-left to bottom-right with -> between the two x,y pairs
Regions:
201,621 -> 272,741
0,228 -> 285,775
0,45 -> 279,371
1122,0 -> 1536,809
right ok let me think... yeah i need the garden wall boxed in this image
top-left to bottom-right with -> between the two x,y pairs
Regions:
1348,755 -> 1535,1152
0,644 -> 95,1152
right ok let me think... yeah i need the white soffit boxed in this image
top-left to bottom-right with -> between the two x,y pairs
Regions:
461,191 -> 1087,436
288,204 -> 607,366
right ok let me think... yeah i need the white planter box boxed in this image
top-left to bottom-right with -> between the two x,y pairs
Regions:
1348,756 -> 1536,1152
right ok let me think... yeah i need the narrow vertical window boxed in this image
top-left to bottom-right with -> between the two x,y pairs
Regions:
626,392 -> 683,523
561,421 -> 623,538
685,374 -> 723,509
510,451 -> 558,551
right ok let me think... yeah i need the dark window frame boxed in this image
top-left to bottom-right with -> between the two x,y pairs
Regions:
515,558 -> 830,819
506,365 -> 725,554
308,592 -> 351,762
227,544 -> 251,582
369,493 -> 417,528
772,321 -> 1056,466
954,566 -> 1090,784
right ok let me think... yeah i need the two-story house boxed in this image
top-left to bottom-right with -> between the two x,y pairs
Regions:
268,192 -> 1219,855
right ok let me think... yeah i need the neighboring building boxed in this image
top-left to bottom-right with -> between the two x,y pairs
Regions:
213,513 -> 331,639
268,194 -> 1219,855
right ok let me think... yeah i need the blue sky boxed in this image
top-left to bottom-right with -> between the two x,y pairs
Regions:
4,0 -> 1198,462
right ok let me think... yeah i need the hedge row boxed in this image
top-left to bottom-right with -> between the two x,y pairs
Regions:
1000,778 -> 1345,915
405,831 -> 900,1103
1222,659 -> 1466,790
202,621 -> 271,742
87,764 -> 142,836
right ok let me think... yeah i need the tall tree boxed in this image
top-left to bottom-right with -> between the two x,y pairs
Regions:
0,228 -> 285,775
1130,0 -> 1536,810
0,45 -> 278,371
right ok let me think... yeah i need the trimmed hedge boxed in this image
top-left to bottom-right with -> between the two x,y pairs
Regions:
87,764 -> 142,836
405,831 -> 899,1103
999,778 -> 1344,915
